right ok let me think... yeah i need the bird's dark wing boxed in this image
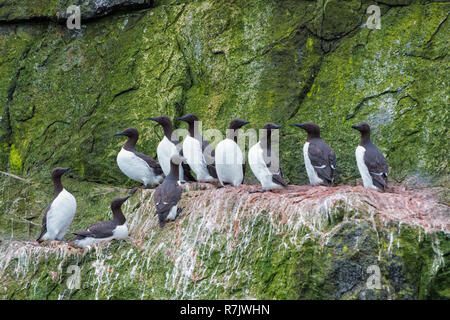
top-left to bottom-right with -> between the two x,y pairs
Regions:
179,148 -> 197,182
272,173 -> 287,187
154,181 -> 182,227
271,161 -> 287,187
36,204 -> 51,242
182,162 -> 197,182
154,181 -> 182,214
364,143 -> 389,191
72,220 -> 116,239
308,139 -> 336,185
201,138 -> 218,178
134,150 -> 164,176
207,163 -> 218,179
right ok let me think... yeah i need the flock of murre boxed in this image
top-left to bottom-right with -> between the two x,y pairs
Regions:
35,114 -> 388,248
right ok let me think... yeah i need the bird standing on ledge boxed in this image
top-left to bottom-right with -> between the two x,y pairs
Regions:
178,114 -> 218,182
293,122 -> 336,186
215,118 -> 251,187
114,127 -> 164,190
37,167 -> 76,243
147,115 -> 196,183
352,122 -> 388,191
154,155 -> 184,228
248,122 -> 287,192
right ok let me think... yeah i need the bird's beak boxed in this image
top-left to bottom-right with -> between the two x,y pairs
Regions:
274,125 -> 282,129
178,115 -> 188,121
63,168 -> 70,172
242,121 -> 251,126
292,123 -> 304,129
122,196 -> 131,202
351,125 -> 358,130
147,117 -> 158,122
113,131 -> 124,136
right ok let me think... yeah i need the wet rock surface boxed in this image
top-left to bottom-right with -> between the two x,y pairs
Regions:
0,183 -> 448,299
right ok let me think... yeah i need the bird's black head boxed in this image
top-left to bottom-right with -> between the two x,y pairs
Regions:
352,122 -> 371,134
110,196 -> 130,210
51,167 -> 70,179
293,122 -> 320,135
178,113 -> 199,124
147,116 -> 172,128
229,118 -> 250,130
113,127 -> 139,138
263,122 -> 282,130
170,154 -> 186,166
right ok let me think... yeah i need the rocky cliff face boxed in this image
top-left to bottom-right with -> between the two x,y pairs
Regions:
1,0 -> 448,185
0,0 -> 448,299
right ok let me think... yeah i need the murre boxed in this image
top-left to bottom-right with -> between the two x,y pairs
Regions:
215,118 -> 250,187
352,122 -> 389,191
248,122 -> 287,192
147,116 -> 196,183
293,122 -> 336,186
71,196 -> 130,248
37,167 -> 76,242
114,127 -> 164,190
178,114 -> 218,182
154,154 -> 184,228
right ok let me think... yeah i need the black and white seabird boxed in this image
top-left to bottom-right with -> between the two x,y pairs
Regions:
147,116 -> 196,183
293,122 -> 336,186
37,167 -> 77,242
178,113 -> 218,182
248,122 -> 287,192
215,118 -> 250,186
352,122 -> 389,191
71,196 -> 130,248
114,127 -> 164,189
154,154 -> 184,228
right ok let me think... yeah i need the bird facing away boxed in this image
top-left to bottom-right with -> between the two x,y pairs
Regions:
293,122 -> 336,186
215,118 -> 250,187
178,113 -> 218,182
147,115 -> 196,183
114,127 -> 164,189
154,154 -> 184,228
71,196 -> 130,248
352,122 -> 389,191
248,122 -> 287,192
37,167 -> 76,243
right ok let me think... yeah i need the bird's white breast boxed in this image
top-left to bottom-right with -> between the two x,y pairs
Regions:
303,142 -> 324,186
166,205 -> 178,221
182,135 -> 213,181
157,137 -> 178,176
112,224 -> 129,239
45,189 -> 77,240
215,139 -> 244,186
117,148 -> 154,185
355,145 -> 378,190
248,142 -> 280,190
